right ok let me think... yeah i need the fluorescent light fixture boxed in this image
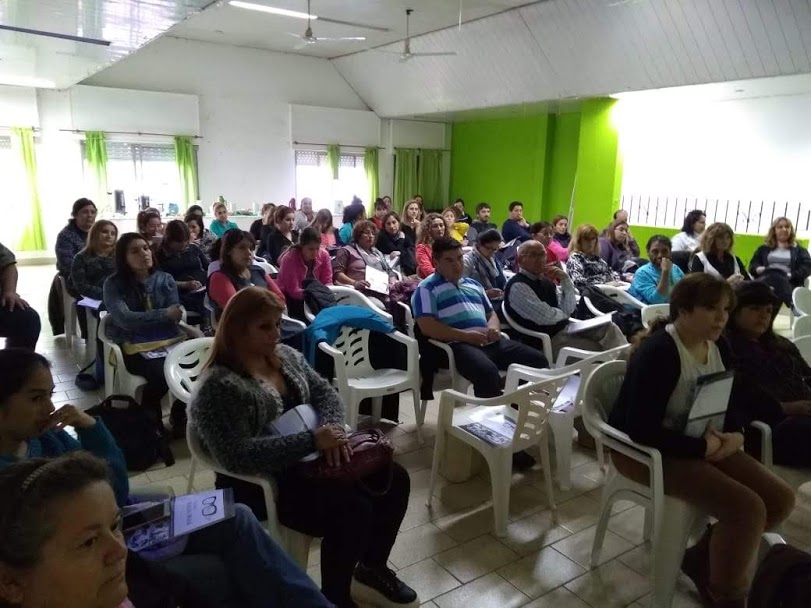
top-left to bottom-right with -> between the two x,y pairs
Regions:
229,1 -> 317,20
0,75 -> 56,88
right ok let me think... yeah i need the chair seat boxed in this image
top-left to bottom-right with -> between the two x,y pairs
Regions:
346,368 -> 411,390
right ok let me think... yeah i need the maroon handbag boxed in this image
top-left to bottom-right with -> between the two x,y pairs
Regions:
296,429 -> 394,490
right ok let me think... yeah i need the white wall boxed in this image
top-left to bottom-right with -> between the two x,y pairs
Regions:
84,37 -> 368,208
616,92 -> 811,234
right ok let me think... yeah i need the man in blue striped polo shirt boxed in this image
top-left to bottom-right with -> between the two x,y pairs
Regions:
412,237 -> 547,398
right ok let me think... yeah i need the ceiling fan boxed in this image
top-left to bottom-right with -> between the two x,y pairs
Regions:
377,9 -> 457,62
284,0 -> 368,48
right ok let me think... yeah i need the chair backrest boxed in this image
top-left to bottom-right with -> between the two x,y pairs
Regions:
510,372 -> 578,448
793,287 -> 811,316
56,274 -> 76,304
328,286 -> 393,321
581,360 -> 627,438
794,315 -> 811,340
186,422 -> 223,473
98,314 -> 115,346
165,337 -> 215,402
595,284 -> 644,309
793,335 -> 811,365
396,302 -> 415,338
641,303 -> 670,328
332,325 -> 374,378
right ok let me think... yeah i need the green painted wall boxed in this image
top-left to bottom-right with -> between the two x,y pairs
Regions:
450,115 -> 549,224
542,112 -> 580,221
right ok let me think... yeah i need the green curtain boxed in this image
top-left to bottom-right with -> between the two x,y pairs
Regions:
326,144 -> 340,180
364,147 -> 379,213
85,131 -> 109,212
417,149 -> 444,210
393,148 -> 419,212
11,128 -> 46,251
174,136 -> 198,209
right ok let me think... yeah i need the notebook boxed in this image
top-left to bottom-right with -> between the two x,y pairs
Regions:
683,370 -> 734,438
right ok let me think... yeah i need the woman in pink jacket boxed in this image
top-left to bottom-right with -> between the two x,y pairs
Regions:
276,226 -> 333,320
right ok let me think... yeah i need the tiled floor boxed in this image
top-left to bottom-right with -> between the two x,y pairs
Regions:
16,263 -> 811,608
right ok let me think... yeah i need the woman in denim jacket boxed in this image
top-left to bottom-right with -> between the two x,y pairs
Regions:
103,233 -> 183,430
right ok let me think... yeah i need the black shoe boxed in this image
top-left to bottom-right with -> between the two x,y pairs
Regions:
353,563 -> 418,607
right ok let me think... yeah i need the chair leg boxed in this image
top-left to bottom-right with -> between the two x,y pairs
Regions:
548,412 -> 574,491
186,457 -> 197,494
344,390 -> 359,430
650,504 -> 694,608
426,425 -> 445,507
538,431 -> 556,511
590,492 -> 615,568
488,449 -> 513,537
412,388 -> 425,444
65,303 -> 76,347
284,529 -> 312,570
596,437 -> 607,472
371,395 -> 383,424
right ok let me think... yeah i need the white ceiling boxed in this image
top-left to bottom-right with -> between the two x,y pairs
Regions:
166,0 -> 531,58
0,0 -> 211,89
333,0 -> 811,118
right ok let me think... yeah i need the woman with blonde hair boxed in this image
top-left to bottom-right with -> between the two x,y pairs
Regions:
689,222 -> 749,284
400,199 -> 422,242
749,216 -> 811,308
565,223 -> 621,291
441,206 -> 469,244
209,201 -> 238,238
71,220 -> 118,300
415,212 -> 450,279
190,287 -> 417,608
311,208 -> 338,248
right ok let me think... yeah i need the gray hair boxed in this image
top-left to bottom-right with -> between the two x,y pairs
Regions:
517,240 -> 545,256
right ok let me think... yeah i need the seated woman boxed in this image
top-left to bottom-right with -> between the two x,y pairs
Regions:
441,206 -> 469,244
671,209 -> 706,252
276,227 -> 332,320
102,233 -> 185,432
415,212 -> 449,279
376,211 -> 417,277
531,221 -> 564,265
598,218 -> 638,280
725,281 -> 811,467
337,202 -> 366,246
551,214 -> 571,249
749,216 -> 811,309
190,288 -> 417,608
333,221 -> 398,296
312,208 -> 339,249
0,451 -> 332,608
0,242 -> 41,350
184,213 -> 217,259
55,197 -> 97,295
608,274 -> 794,608
250,202 -> 276,258
565,223 -> 622,291
208,230 -> 285,318
628,235 -> 684,305
462,229 -> 506,301
400,200 -> 422,243
264,205 -> 298,266
209,201 -> 238,238
156,220 -> 209,322
71,220 -> 118,301
689,222 -> 750,285
137,209 -> 163,246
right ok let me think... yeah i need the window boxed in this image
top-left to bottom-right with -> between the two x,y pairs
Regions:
82,141 -> 198,215
294,150 -> 368,216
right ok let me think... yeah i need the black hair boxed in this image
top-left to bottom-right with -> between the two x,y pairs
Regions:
374,198 -> 387,210
0,453 -> 111,571
381,211 -> 401,229
530,221 -> 552,234
209,236 -> 223,262
187,204 -> 204,216
726,281 -> 784,348
681,209 -> 706,235
477,228 -> 502,247
342,203 -> 366,224
136,210 -> 161,233
161,219 -> 190,247
297,226 -> 321,248
112,233 -> 153,281
645,234 -> 672,251
220,229 -> 256,275
431,236 -> 462,260
71,198 -> 96,218
475,202 -> 490,214
508,201 -> 523,212
454,198 -> 465,207
184,214 -> 205,235
0,349 -> 50,408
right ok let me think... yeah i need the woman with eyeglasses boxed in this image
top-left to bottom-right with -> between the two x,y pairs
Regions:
332,220 -> 398,294
462,229 -> 506,301
565,224 -> 622,291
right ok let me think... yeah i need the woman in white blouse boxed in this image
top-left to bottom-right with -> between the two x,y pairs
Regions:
671,209 -> 706,252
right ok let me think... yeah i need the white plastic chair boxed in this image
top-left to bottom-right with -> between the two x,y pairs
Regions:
641,303 -> 670,328
793,314 -> 811,339
792,286 -> 811,316
594,284 -> 645,310
426,368 -> 575,536
318,325 -> 422,436
582,360 -> 707,608
750,419 -> 811,492
253,257 -> 277,276
509,343 -> 631,490
793,335 -> 811,365
57,275 -> 79,347
501,302 -> 554,364
185,424 -> 312,567
303,285 -> 394,323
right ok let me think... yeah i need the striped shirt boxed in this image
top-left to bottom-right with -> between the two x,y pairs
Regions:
411,273 -> 492,330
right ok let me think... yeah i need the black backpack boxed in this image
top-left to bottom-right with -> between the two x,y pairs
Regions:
749,543 -> 811,608
573,285 -> 644,339
303,280 -> 337,316
86,395 -> 175,471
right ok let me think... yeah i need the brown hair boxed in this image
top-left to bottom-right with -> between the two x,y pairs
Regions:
417,212 -> 450,245
699,222 -> 735,255
606,219 -> 629,246
160,219 -> 190,250
136,210 -> 161,234
765,216 -> 796,248
351,220 -> 378,246
81,220 -> 118,256
442,206 -> 460,221
569,223 -> 600,255
311,208 -> 333,233
206,287 -> 285,372
274,205 -> 294,226
402,200 -> 422,222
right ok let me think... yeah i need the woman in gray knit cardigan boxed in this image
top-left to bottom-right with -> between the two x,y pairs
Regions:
189,287 -> 417,608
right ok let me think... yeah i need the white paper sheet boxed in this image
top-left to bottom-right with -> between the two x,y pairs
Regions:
365,265 -> 390,294
77,297 -> 102,310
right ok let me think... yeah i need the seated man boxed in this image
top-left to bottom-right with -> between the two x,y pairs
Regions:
0,241 -> 41,350
412,237 -> 547,398
465,202 -> 497,245
504,240 -> 626,357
